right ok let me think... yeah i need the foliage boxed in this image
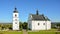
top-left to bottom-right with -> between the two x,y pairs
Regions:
20,22 -> 22,31
56,23 -> 60,26
51,23 -> 60,29
0,24 -> 12,30
22,22 -> 28,29
26,24 -> 28,31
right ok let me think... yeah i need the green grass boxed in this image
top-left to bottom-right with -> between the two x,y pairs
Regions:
0,31 -> 22,34
57,32 -> 60,34
28,31 -> 60,34
28,31 -> 55,34
0,29 -> 60,34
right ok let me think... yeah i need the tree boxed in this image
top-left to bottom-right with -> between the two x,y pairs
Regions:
19,22 -> 22,31
56,23 -> 60,31
22,22 -> 28,29
26,24 -> 28,31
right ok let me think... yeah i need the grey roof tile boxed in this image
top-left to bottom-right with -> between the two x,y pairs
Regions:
31,14 -> 50,21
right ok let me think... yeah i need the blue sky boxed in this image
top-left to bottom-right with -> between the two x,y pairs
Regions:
0,0 -> 60,23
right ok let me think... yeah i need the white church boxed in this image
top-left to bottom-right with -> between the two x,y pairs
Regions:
13,7 -> 19,30
28,10 -> 51,30
12,7 -> 51,31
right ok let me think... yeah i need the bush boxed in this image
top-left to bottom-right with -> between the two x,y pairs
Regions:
26,25 -> 28,31
9,27 -> 12,30
20,24 -> 22,31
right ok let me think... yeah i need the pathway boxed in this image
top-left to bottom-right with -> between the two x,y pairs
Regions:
23,29 -> 28,34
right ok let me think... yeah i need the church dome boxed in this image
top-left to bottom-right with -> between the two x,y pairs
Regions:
13,7 -> 18,13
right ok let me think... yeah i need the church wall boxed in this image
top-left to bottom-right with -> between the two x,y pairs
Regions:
28,20 -> 32,30
31,20 -> 51,30
31,20 -> 46,30
46,21 -> 51,30
28,15 -> 32,30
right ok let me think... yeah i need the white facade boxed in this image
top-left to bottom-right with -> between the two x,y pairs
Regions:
13,9 -> 19,30
28,14 -> 51,30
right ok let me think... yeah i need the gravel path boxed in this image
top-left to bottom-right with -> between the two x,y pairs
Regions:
23,29 -> 28,34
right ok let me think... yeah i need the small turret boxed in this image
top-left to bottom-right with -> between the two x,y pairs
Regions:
36,10 -> 39,15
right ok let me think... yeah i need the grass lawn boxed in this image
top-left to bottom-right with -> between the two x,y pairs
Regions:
0,31 -> 22,34
28,31 -> 60,34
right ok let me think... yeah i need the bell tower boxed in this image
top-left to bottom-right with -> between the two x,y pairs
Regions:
13,7 -> 19,30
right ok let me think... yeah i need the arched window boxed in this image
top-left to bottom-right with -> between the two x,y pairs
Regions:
15,22 -> 17,24
43,23 -> 45,25
38,23 -> 40,26
15,14 -> 17,17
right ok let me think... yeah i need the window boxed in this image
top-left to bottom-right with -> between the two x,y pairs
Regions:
15,14 -> 17,17
43,23 -> 45,25
15,22 -> 17,24
38,23 -> 40,26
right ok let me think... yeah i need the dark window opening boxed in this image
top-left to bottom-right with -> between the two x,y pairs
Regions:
38,23 -> 40,26
43,23 -> 45,25
15,14 -> 17,17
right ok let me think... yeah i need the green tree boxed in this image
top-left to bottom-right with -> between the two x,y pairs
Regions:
20,22 -> 22,31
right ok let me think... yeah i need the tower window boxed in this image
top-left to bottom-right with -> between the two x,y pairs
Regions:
15,14 -> 17,17
15,22 -> 17,24
38,23 -> 40,26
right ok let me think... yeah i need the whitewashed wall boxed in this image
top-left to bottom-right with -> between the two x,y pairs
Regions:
13,13 -> 19,18
28,14 -> 32,29
13,13 -> 19,30
28,20 -> 51,30
31,21 -> 45,30
28,20 -> 32,29
46,21 -> 51,30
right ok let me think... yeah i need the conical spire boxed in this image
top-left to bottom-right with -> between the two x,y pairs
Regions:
36,10 -> 39,15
